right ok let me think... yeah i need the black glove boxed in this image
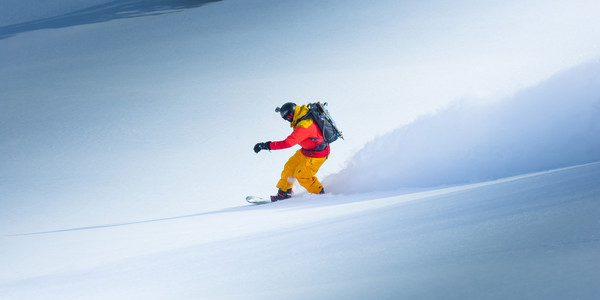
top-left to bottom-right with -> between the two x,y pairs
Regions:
254,142 -> 271,153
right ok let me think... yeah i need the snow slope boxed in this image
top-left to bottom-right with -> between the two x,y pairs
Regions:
3,0 -> 600,224
2,0 -> 600,298
2,163 -> 599,299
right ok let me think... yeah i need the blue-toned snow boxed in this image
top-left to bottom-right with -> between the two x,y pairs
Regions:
1,0 -> 600,299
2,163 -> 599,299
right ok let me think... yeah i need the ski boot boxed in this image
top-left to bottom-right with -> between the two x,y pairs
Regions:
271,188 -> 293,202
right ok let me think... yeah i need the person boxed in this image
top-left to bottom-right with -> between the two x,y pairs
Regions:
254,102 -> 329,201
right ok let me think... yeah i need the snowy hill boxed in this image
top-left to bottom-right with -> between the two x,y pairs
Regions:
2,0 -> 600,299
2,163 -> 599,299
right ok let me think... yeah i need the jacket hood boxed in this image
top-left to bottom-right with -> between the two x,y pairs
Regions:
290,105 -> 311,128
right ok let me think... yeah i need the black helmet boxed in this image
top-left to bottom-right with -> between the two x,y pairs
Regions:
275,102 -> 296,122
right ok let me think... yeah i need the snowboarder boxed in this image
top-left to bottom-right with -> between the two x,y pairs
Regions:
254,102 -> 329,201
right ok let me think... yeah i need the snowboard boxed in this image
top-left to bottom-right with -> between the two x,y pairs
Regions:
246,196 -> 272,204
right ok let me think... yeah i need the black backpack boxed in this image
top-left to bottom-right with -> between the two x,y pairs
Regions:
298,102 -> 344,144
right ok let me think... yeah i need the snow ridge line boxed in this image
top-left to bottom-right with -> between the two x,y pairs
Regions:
8,162 -> 599,237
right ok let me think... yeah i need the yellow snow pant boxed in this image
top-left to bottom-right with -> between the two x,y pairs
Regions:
277,149 -> 327,194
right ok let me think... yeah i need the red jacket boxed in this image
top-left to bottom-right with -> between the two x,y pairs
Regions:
269,105 -> 330,158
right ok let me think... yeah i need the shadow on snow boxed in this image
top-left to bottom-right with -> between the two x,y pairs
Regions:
7,192 -> 399,236
9,205 -> 247,236
0,0 -> 222,40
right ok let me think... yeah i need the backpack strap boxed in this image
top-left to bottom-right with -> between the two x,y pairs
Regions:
295,112 -> 312,126
297,108 -> 328,154
302,141 -> 330,157
310,138 -> 328,151
294,103 -> 317,124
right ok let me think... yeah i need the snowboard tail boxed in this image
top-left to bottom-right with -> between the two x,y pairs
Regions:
246,196 -> 272,204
